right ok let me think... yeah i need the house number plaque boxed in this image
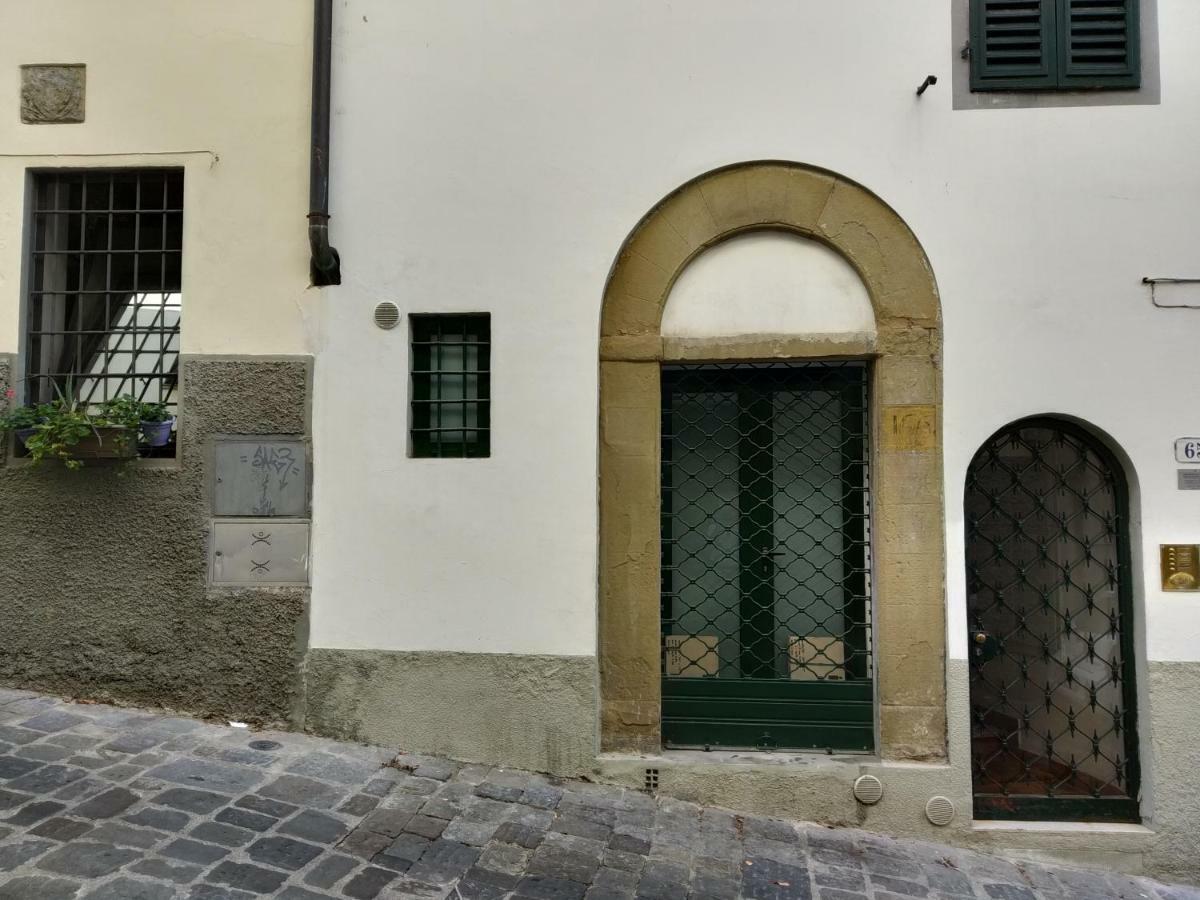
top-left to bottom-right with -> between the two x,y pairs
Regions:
1160,544 -> 1200,592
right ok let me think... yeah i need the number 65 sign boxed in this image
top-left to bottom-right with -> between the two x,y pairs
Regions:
1175,438 -> 1200,463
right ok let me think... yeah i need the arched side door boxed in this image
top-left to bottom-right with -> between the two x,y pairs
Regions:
965,418 -> 1140,822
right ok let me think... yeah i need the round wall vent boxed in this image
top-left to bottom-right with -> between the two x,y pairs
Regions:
373,301 -> 401,330
852,774 -> 883,805
925,795 -> 955,826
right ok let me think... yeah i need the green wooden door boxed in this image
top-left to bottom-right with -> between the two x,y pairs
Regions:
660,363 -> 873,752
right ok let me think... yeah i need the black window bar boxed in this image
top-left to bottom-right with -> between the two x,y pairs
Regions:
409,314 -> 491,458
25,169 -> 183,417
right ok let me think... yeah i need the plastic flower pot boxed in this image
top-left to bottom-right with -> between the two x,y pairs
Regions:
140,417 -> 175,448
14,427 -> 36,447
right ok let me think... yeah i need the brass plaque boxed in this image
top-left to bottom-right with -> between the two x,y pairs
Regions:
882,405 -> 937,451
1161,544 -> 1200,591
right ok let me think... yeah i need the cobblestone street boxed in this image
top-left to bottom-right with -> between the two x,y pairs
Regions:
0,691 -> 1191,899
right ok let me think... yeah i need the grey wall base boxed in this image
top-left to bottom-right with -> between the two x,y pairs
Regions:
0,354 -> 311,725
304,649 -> 597,774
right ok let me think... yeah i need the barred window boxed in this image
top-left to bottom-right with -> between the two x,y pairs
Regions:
25,170 -> 183,421
409,314 -> 490,458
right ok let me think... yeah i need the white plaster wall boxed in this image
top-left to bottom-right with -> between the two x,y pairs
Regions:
312,0 -> 1200,666
0,0 -> 313,358
661,232 -> 875,341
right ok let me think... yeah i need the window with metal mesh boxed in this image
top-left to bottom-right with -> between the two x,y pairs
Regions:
24,170 -> 183,429
660,362 -> 873,751
966,418 -> 1139,821
410,314 -> 490,458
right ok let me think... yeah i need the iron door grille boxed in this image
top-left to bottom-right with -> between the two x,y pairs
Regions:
966,418 -> 1139,821
661,362 -> 873,752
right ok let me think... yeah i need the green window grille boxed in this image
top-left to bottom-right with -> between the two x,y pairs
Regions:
661,362 -> 873,752
409,314 -> 490,458
970,0 -> 1140,92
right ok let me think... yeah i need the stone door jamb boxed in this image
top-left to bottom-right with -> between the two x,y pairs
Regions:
598,161 -> 947,761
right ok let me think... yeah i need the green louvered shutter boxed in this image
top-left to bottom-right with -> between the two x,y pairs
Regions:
1057,0 -> 1140,89
971,0 -> 1057,91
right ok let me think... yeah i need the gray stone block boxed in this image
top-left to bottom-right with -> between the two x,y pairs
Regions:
0,755 -> 45,779
153,788 -> 227,814
0,875 -> 82,900
207,860 -> 289,893
19,711 -> 88,733
191,821 -> 256,847
7,765 -> 86,794
406,839 -> 481,884
303,852 -> 358,889
73,786 -> 138,818
258,774 -> 346,809
6,799 -> 66,826
246,835 -> 324,870
279,809 -> 350,844
214,806 -> 275,832
124,807 -> 190,832
130,856 -> 203,884
146,759 -> 264,795
343,866 -> 398,899
161,838 -> 229,866
82,877 -> 177,900
234,793 -> 296,819
29,817 -> 93,842
36,840 -> 139,877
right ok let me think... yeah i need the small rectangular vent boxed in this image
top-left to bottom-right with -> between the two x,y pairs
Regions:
644,768 -> 659,793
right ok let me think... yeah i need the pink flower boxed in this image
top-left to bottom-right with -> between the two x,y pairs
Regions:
3,389 -> 13,400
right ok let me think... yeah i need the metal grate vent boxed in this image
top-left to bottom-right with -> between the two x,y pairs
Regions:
644,768 -> 659,793
373,301 -> 400,330
925,795 -> 955,826
852,774 -> 883,805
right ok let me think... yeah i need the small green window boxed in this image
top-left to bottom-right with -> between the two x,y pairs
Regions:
409,314 -> 490,458
970,0 -> 1140,92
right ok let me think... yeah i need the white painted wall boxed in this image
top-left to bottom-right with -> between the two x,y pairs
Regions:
0,0 -> 313,358
661,232 -> 875,341
311,0 -> 1200,667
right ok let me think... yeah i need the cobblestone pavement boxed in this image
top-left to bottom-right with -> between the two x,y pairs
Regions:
0,691 -> 1195,900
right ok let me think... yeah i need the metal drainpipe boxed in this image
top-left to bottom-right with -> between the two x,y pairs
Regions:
309,0 -> 341,285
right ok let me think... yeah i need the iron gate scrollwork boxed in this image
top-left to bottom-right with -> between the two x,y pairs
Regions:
660,362 -> 873,752
965,418 -> 1140,821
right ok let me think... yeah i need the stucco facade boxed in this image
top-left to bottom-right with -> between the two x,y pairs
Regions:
0,1 -> 315,721
304,0 -> 1200,880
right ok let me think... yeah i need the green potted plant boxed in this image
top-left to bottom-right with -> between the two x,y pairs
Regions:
0,382 -> 137,469
0,390 -> 49,448
136,400 -> 175,448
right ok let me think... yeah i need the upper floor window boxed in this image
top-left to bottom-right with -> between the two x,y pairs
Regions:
970,0 -> 1140,92
25,169 -> 183,425
409,313 -> 490,458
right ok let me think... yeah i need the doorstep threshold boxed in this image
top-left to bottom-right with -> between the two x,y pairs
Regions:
972,820 -> 1152,835
598,748 -> 875,767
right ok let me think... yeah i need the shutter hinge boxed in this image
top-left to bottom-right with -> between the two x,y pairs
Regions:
961,41 -> 971,60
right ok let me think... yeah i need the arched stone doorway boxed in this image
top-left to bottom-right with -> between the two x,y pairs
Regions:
598,161 -> 946,761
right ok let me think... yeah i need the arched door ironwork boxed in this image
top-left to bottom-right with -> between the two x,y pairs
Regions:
965,418 -> 1139,822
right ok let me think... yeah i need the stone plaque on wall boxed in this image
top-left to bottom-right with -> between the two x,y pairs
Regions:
210,519 -> 310,586
20,64 -> 85,124
213,439 -> 308,517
